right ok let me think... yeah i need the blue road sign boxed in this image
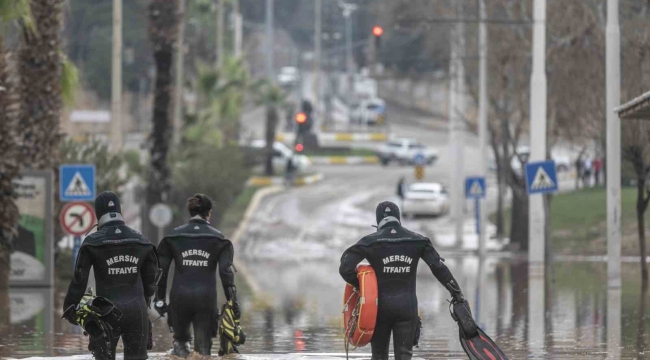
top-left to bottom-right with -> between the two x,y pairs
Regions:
413,153 -> 426,166
525,160 -> 558,194
60,164 -> 96,202
465,176 -> 486,199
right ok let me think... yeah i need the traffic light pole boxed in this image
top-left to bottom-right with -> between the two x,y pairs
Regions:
477,0 -> 487,257
314,0 -> 322,117
265,0 -> 274,81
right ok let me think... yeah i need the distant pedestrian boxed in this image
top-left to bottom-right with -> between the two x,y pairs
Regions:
285,156 -> 295,187
583,158 -> 593,188
575,157 -> 584,189
397,177 -> 407,209
593,158 -> 602,186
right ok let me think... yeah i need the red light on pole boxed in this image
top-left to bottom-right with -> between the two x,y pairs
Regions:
295,143 -> 304,152
295,112 -> 307,124
372,26 -> 384,37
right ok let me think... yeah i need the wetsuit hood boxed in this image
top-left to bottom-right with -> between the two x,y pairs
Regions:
378,216 -> 400,230
97,212 -> 125,229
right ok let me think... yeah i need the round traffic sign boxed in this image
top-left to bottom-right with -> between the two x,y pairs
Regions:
60,202 -> 95,236
149,203 -> 173,228
414,153 -> 426,166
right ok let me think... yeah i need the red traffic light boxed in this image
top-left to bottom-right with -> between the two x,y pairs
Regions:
372,26 -> 384,37
295,143 -> 304,152
295,112 -> 307,124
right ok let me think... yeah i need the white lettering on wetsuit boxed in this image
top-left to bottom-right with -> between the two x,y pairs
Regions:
108,267 -> 138,275
382,255 -> 413,273
182,259 -> 209,267
181,249 -> 211,267
181,249 -> 210,259
383,266 -> 411,273
106,255 -> 139,266
382,255 -> 413,265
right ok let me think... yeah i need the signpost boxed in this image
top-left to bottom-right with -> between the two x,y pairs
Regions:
465,176 -> 486,244
60,202 -> 96,269
60,165 -> 96,202
149,203 -> 173,243
414,153 -> 426,180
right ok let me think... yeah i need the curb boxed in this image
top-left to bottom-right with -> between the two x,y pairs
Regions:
231,185 -> 284,296
309,156 -> 379,165
276,132 -> 387,143
246,172 -> 324,187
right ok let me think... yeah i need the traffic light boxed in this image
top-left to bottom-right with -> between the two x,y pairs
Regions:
372,25 -> 383,51
295,112 -> 307,125
295,143 -> 304,153
372,25 -> 384,37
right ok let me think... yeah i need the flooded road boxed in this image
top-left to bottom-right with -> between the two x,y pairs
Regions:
2,260 -> 650,359
2,167 -> 649,359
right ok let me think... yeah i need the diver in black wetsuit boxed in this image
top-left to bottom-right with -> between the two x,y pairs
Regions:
339,201 -> 466,360
63,191 -> 159,360
154,194 -> 239,357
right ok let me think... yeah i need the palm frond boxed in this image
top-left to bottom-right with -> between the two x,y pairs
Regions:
0,0 -> 36,35
60,51 -> 79,106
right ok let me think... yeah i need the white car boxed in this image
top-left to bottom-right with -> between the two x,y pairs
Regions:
249,140 -> 312,174
377,138 -> 438,166
402,182 -> 450,217
278,67 -> 300,87
350,98 -> 386,126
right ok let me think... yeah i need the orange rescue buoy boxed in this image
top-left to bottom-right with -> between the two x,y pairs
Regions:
342,264 -> 379,348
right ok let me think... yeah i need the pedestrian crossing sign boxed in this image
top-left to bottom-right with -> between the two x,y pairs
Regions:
525,160 -> 558,194
465,176 -> 486,199
60,164 -> 96,202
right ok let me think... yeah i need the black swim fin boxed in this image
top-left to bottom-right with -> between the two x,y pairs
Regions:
458,325 -> 509,360
450,300 -> 509,360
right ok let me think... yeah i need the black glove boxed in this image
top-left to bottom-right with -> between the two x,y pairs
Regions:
445,279 -> 465,303
154,299 -> 168,317
226,286 -> 241,320
62,305 -> 78,325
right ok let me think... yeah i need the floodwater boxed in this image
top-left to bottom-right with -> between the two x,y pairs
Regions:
1,255 -> 650,360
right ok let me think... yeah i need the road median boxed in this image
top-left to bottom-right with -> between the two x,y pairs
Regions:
247,172 -> 324,187
308,156 -> 379,165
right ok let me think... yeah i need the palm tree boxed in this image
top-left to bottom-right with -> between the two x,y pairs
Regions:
0,0 -> 34,315
147,0 -> 180,241
253,81 -> 287,176
18,0 -> 64,169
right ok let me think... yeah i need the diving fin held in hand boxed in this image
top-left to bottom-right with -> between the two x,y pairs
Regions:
450,300 -> 509,360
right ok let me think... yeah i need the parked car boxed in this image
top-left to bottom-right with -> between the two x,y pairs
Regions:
350,98 -> 386,126
402,182 -> 450,217
487,146 -> 571,174
278,67 -> 300,87
249,140 -> 312,174
376,138 -> 438,166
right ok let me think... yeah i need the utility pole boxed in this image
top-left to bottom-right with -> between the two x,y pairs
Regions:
265,0 -> 274,81
528,0 -> 547,354
449,2 -> 466,247
110,0 -> 123,153
314,0 -> 322,115
216,0 -> 224,68
340,2 -> 357,96
233,0 -> 242,58
606,0 -> 621,290
528,0 -> 547,267
477,0 -> 487,257
173,0 -> 186,145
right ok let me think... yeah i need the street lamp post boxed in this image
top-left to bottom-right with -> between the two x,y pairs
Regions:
265,0 -> 274,81
477,0 -> 487,257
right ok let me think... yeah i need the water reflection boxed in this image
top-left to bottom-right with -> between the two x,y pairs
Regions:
3,260 -> 650,359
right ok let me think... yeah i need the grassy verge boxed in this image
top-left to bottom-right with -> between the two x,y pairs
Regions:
489,186 -> 645,254
302,148 -> 376,157
218,186 -> 260,237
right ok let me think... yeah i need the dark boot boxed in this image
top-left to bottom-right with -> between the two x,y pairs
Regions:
172,340 -> 191,358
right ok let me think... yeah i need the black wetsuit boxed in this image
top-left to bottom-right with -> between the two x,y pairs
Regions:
339,218 -> 462,360
64,220 -> 159,360
157,218 -> 236,355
